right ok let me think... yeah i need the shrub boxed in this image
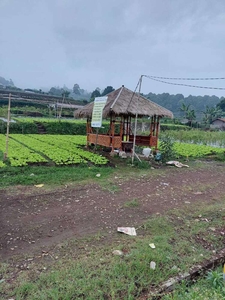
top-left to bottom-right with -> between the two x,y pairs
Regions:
159,133 -> 176,162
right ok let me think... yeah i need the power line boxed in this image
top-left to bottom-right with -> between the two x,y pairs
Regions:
144,75 -> 225,81
143,76 -> 225,90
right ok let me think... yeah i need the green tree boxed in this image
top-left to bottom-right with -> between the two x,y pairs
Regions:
90,89 -> 101,102
217,97 -> 225,111
180,102 -> 196,127
73,83 -> 81,95
202,106 -> 223,126
101,86 -> 115,96
62,90 -> 70,98
49,87 -> 63,96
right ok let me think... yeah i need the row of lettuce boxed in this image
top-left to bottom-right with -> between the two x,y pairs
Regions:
0,134 -> 224,168
0,134 -> 108,167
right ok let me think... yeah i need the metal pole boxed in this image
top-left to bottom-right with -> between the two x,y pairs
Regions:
4,93 -> 11,160
132,76 -> 143,165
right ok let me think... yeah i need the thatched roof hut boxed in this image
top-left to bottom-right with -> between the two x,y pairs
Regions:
75,86 -> 173,119
75,85 -> 173,152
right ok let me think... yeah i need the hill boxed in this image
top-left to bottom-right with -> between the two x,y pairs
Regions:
145,92 -> 222,119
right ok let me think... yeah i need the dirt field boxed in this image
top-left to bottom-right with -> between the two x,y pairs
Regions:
1,160 -> 225,264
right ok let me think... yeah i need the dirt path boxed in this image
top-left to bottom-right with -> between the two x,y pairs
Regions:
1,161 -> 225,261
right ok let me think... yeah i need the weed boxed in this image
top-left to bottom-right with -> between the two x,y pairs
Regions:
124,198 -> 139,208
206,270 -> 224,290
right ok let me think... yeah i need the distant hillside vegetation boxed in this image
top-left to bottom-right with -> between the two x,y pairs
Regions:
145,92 -> 222,118
0,76 -> 14,87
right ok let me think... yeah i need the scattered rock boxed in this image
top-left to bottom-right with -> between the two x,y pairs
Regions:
209,227 -> 216,232
112,250 -> 123,256
150,261 -> 156,270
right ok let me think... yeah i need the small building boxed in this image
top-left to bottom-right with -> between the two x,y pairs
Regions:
211,118 -> 225,130
75,85 -> 173,151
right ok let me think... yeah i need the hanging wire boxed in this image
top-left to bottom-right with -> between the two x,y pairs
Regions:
143,75 -> 225,90
143,75 -> 225,81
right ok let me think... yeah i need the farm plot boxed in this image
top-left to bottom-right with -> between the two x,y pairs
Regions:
0,134 -> 47,167
7,134 -> 108,166
27,134 -> 108,165
174,142 -> 225,158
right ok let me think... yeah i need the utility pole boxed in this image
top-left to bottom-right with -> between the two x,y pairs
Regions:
4,93 -> 11,160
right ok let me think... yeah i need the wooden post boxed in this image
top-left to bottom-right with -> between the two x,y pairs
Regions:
155,116 -> 160,149
120,117 -> 123,139
94,128 -> 99,151
4,93 -> 11,160
59,93 -> 65,118
86,118 -> 89,147
111,120 -> 115,151
132,76 -> 142,165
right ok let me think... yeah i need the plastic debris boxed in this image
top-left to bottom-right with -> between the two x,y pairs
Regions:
119,151 -> 127,158
155,152 -> 162,161
112,250 -> 123,256
166,161 -> 189,168
150,261 -> 156,270
96,174 -> 101,177
117,227 -> 137,236
142,148 -> 152,157
149,243 -> 156,249
34,184 -> 44,187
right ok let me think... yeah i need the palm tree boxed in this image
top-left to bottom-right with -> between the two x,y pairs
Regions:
202,106 -> 223,126
180,102 -> 196,127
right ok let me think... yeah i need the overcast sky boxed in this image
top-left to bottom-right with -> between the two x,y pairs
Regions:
0,0 -> 225,97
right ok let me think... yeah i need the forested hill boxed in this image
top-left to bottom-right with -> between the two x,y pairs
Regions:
145,92 -> 223,118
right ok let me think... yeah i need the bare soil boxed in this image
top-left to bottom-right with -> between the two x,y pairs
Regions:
1,160 -> 225,264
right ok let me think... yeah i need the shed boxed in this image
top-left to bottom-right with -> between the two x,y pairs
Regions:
211,118 -> 225,130
75,86 -> 173,151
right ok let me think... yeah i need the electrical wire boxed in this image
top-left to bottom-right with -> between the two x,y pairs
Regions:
143,75 -> 225,81
143,76 -> 225,90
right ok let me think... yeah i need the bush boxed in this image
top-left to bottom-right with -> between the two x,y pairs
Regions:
159,133 -> 176,162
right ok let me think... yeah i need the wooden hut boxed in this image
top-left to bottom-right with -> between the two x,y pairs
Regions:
75,85 -> 173,152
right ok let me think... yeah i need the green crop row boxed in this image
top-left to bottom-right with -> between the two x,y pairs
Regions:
11,135 -> 86,165
7,134 -> 108,166
0,134 -> 47,167
174,142 -> 225,158
26,135 -> 108,164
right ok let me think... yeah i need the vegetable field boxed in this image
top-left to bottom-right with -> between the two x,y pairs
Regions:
0,134 -> 108,167
0,134 -> 224,168
174,142 -> 225,158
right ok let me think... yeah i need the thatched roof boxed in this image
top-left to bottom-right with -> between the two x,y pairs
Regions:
75,86 -> 173,119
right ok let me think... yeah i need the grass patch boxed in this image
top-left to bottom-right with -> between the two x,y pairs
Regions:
124,198 -> 140,208
1,199 -> 225,299
163,267 -> 225,299
0,165 -> 114,188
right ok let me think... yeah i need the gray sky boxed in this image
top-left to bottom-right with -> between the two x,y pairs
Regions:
0,0 -> 225,97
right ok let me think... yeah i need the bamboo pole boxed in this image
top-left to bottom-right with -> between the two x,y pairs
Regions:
132,76 -> 142,165
4,93 -> 11,160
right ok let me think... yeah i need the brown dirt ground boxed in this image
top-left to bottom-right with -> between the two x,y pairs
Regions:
1,160 -> 225,265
